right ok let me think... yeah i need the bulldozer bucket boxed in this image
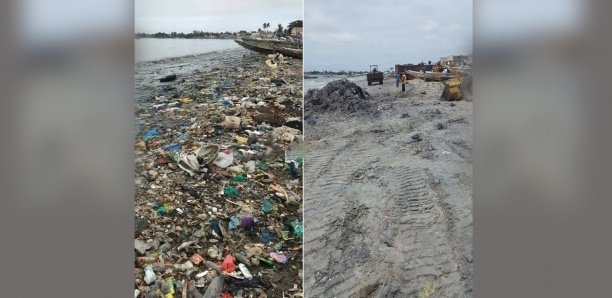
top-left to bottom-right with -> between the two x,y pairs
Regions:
440,75 -> 472,101
440,78 -> 462,101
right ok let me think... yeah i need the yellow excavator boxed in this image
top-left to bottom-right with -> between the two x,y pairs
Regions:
440,69 -> 472,102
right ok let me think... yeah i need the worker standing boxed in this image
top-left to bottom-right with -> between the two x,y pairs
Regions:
395,71 -> 400,87
400,71 -> 408,92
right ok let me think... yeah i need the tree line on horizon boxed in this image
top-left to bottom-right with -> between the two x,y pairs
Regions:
136,20 -> 303,39
135,31 -> 240,39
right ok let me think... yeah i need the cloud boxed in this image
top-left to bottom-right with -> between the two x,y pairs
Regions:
418,20 -> 438,32
448,23 -> 465,33
309,32 -> 360,45
136,0 -> 302,33
305,0 -> 472,71
329,32 -> 360,43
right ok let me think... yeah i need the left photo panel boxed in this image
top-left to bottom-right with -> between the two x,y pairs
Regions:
134,1 -> 304,297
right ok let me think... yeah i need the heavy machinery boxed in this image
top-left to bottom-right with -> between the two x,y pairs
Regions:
367,65 -> 383,85
440,73 -> 472,101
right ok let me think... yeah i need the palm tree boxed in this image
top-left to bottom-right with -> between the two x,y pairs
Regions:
276,24 -> 284,37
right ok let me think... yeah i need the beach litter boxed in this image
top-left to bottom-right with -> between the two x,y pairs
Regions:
134,48 -> 303,297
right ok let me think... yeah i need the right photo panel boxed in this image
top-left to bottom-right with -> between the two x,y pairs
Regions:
303,0 -> 473,297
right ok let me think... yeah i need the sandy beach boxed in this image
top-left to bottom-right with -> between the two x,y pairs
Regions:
304,76 -> 473,297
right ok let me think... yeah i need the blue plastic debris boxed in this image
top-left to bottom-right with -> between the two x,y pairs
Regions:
143,128 -> 158,141
176,133 -> 189,141
260,230 -> 277,244
228,216 -> 240,230
164,144 -> 182,152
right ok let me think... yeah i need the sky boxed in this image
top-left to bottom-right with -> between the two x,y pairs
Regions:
136,0 -> 303,33
477,0 -> 583,44
304,0 -> 472,71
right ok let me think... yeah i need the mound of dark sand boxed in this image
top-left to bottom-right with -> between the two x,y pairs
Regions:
305,79 -> 379,122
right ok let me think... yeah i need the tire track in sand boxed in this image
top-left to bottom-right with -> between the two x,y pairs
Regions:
304,140 -> 382,298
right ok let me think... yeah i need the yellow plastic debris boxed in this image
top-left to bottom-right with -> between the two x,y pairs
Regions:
235,135 -> 248,144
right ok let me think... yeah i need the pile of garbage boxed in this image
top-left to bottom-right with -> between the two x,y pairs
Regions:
304,79 -> 379,122
134,51 -> 303,298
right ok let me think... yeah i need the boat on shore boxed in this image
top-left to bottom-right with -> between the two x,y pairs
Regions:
276,47 -> 303,59
234,37 -> 302,59
407,70 -> 455,81
450,66 -> 472,76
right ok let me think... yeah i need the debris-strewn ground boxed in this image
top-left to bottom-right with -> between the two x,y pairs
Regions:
304,77 -> 473,297
134,48 -> 304,298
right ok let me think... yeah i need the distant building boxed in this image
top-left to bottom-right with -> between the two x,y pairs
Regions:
291,27 -> 303,36
440,55 -> 470,67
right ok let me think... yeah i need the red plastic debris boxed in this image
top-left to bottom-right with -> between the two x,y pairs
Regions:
220,254 -> 235,273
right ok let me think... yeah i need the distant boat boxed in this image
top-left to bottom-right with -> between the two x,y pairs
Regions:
235,37 -> 302,59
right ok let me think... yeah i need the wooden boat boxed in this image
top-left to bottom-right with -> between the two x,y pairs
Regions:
407,70 -> 455,81
234,37 -> 302,59
450,67 -> 472,76
276,47 -> 302,59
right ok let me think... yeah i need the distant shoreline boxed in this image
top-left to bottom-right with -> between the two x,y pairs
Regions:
135,37 -> 235,40
305,71 -> 368,76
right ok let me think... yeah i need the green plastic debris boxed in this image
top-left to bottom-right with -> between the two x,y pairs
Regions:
157,203 -> 175,215
255,255 -> 274,266
157,206 -> 168,214
261,199 -> 273,214
165,277 -> 175,294
223,186 -> 239,197
291,220 -> 303,238
172,152 -> 180,163
256,160 -> 268,171
284,158 -> 304,170
232,174 -> 247,182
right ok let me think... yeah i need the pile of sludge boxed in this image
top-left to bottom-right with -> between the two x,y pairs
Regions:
304,79 -> 379,122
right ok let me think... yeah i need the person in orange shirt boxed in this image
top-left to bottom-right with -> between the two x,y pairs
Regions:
400,71 -> 408,92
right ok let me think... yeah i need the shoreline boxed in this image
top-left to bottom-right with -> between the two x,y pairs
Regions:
135,48 -> 248,100
136,47 -> 244,66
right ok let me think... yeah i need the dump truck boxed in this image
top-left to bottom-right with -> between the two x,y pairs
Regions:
367,65 -> 383,85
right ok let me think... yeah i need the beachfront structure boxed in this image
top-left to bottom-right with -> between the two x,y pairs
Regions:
440,55 -> 470,67
291,27 -> 303,36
